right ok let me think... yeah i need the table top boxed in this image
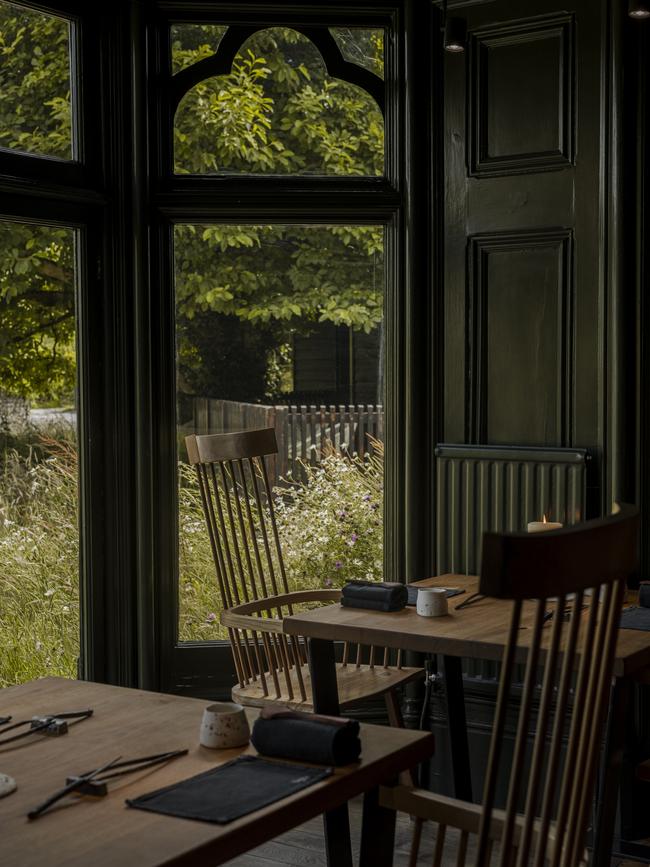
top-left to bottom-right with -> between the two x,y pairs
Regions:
0,677 -> 434,867
284,575 -> 650,679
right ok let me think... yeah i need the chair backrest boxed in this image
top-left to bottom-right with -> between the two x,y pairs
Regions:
186,428 -> 289,609
475,503 -> 639,867
186,428 -> 404,706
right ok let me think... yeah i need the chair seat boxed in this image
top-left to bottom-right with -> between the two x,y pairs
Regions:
232,663 -> 423,711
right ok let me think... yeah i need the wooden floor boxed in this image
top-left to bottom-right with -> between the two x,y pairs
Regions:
224,799 -> 425,866
225,801 -> 647,866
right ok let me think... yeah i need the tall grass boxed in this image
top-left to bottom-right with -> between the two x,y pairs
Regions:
0,432 -> 79,686
1,432 -> 384,683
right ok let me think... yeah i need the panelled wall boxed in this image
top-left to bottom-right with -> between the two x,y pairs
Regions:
425,0 -> 648,820
441,0 -> 619,518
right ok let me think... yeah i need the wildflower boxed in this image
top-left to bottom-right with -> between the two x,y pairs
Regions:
44,588 -> 55,598
334,561 -> 343,570
363,494 -> 371,502
205,612 -> 217,623
35,640 -> 43,652
324,577 -> 333,587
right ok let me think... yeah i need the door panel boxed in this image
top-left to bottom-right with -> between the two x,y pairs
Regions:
443,0 -> 605,464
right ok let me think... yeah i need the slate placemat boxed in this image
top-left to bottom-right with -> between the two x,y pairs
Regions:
127,755 -> 332,824
620,606 -> 650,631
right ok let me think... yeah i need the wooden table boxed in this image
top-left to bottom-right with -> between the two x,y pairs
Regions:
284,574 -> 650,867
0,677 -> 434,867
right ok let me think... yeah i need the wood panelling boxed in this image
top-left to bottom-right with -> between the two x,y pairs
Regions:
468,228 -> 573,444
443,0 -> 605,471
469,14 -> 575,176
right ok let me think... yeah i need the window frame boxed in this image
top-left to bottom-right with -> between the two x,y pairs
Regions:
0,0 -> 142,685
0,0 -> 441,696
141,0 -> 438,697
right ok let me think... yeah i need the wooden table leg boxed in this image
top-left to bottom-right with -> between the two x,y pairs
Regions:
442,655 -> 473,802
360,781 -> 397,867
592,677 -> 630,867
308,636 -> 340,715
308,637 -> 353,867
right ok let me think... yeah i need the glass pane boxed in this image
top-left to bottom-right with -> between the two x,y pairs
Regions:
0,2 -> 73,160
170,23 -> 228,74
330,28 -> 385,79
175,224 -> 384,641
0,221 -> 78,685
174,27 -> 384,176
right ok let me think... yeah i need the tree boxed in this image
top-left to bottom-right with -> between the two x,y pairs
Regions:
173,26 -> 385,398
0,4 -> 75,403
0,12 -> 385,403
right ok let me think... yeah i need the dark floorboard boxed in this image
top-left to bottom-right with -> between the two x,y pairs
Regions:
225,800 -> 644,866
225,799 -> 456,867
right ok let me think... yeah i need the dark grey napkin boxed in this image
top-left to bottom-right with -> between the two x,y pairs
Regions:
126,755 -> 331,824
620,606 -> 650,631
341,580 -> 408,612
251,707 -> 361,766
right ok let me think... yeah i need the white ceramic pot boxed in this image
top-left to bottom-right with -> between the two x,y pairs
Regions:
200,702 -> 250,749
416,587 -> 448,617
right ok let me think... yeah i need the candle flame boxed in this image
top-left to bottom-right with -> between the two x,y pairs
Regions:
542,514 -> 547,523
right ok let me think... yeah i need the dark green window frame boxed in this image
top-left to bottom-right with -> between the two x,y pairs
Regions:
138,0 -> 441,697
0,0 -> 442,694
0,0 -> 142,686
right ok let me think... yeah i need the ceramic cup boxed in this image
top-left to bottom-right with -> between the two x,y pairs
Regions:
416,587 -> 448,617
200,702 -> 250,749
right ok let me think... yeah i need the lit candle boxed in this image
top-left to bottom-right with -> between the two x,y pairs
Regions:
527,514 -> 563,533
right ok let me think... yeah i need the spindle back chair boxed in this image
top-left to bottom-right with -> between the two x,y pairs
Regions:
380,503 -> 639,867
185,428 -> 421,713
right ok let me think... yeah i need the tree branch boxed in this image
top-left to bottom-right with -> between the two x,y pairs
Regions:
3,310 -> 75,346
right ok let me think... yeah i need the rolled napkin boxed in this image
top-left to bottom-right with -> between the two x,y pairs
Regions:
340,580 -> 408,612
251,706 -> 361,766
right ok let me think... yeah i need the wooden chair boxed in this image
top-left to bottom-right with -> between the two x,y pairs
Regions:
379,503 -> 639,867
185,428 -> 422,719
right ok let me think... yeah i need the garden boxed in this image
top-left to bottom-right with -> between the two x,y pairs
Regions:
0,426 -> 383,686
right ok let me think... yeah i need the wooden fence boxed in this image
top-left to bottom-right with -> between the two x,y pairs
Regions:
188,398 -> 384,486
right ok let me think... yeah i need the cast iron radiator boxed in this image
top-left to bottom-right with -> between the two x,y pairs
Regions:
435,443 -> 590,680
435,443 -> 590,576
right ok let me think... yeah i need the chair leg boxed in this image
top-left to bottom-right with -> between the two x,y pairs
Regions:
384,689 -> 418,787
385,687 -> 405,727
409,816 -> 424,867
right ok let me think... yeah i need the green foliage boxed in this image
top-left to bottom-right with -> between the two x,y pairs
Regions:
0,3 -> 71,158
0,433 -> 79,687
0,222 -> 76,402
0,432 -> 384,679
174,223 -> 384,349
172,26 -> 385,388
0,4 -> 76,402
0,13 -> 385,402
173,27 -> 384,176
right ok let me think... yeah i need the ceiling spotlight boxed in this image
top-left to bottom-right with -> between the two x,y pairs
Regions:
629,0 -> 650,18
444,17 -> 467,52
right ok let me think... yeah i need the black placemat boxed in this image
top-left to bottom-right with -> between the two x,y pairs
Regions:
406,585 -> 465,606
620,606 -> 650,631
126,755 -> 332,824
